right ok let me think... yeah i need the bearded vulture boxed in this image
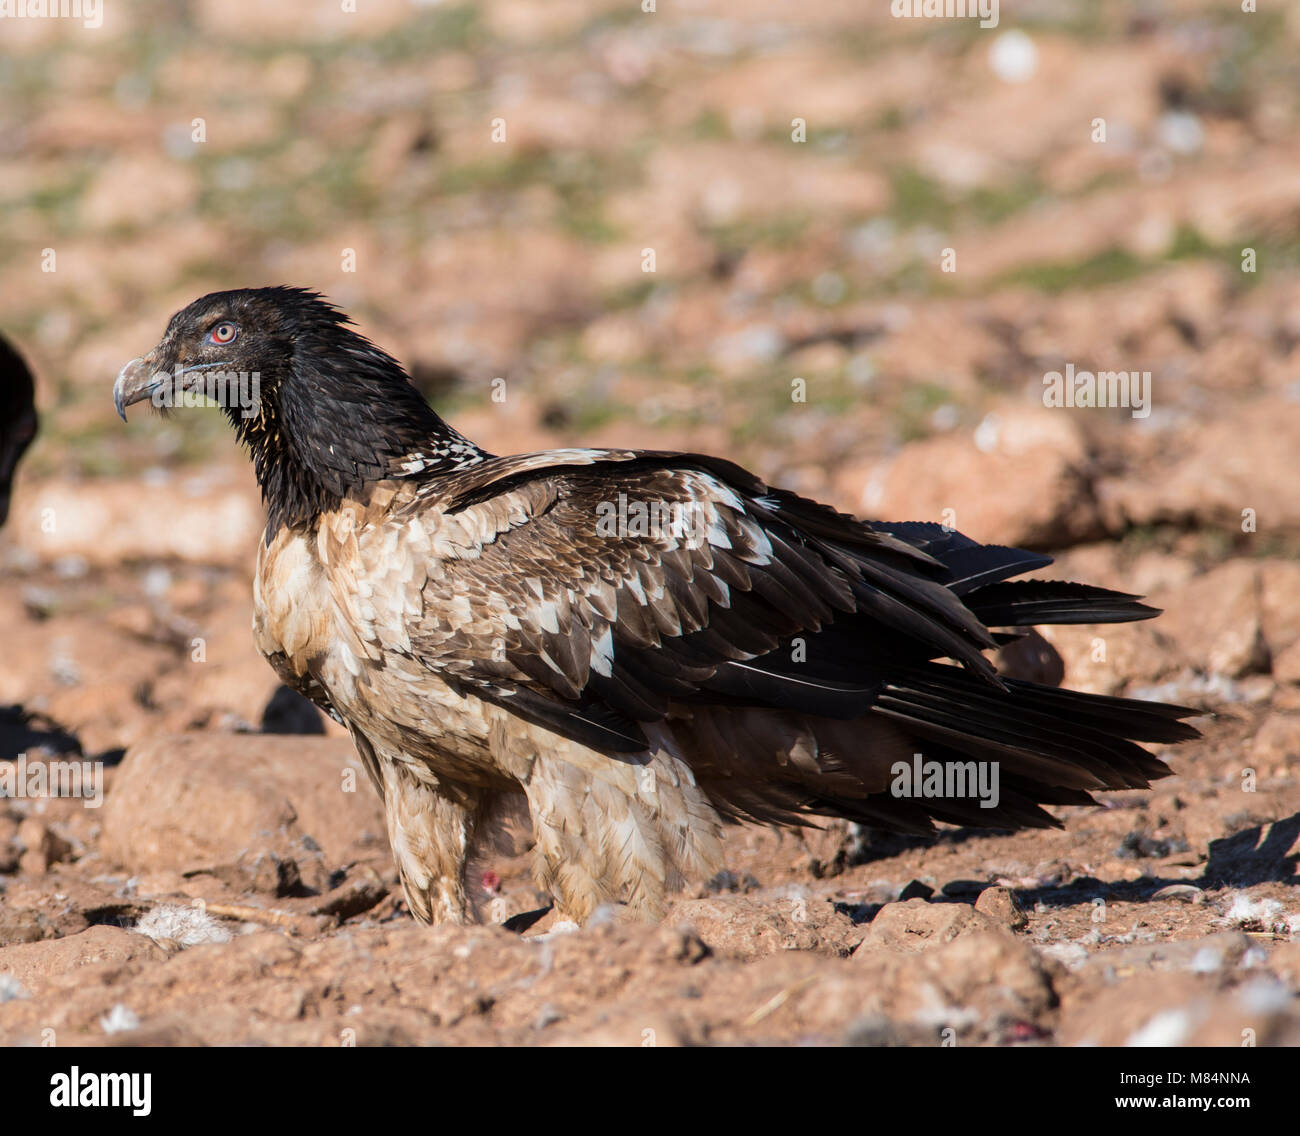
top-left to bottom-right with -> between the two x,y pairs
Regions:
113,287 -> 1198,924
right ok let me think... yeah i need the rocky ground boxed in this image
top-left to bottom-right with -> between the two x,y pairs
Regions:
1,2 -> 1299,1046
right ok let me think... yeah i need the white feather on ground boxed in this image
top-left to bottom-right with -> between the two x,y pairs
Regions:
133,903 -> 232,948
1219,892 -> 1287,932
100,1004 -> 140,1034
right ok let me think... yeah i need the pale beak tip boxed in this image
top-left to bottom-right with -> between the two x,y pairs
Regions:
113,356 -> 146,423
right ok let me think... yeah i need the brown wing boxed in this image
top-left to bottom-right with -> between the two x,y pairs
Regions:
381,450 -> 1002,755
318,448 -> 1194,840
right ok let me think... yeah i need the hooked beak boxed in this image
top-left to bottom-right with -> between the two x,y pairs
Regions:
113,354 -> 163,422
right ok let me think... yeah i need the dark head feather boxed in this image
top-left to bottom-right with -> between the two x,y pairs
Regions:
117,286 -> 490,535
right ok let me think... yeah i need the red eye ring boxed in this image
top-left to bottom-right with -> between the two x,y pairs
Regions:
209,322 -> 237,345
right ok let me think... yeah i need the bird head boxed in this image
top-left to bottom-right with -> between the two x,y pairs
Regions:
112,286 -> 331,426
115,286 -> 485,533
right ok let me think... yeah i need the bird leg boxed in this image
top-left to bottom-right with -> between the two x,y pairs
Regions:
377,759 -> 485,925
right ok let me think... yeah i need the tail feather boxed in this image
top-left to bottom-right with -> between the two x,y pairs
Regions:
878,663 -> 1185,782
873,686 -> 1165,790
1001,677 -> 1200,743
966,579 -> 1162,627
685,523 -> 1201,844
779,662 -> 1198,836
870,520 -> 1054,594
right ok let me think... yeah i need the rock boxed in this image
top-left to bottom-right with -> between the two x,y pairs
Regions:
1151,562 -> 1269,679
1151,884 -> 1204,904
1260,562 -> 1300,663
0,926 -> 166,996
1272,639 -> 1300,685
260,685 -> 326,735
974,885 -> 1028,929
1097,401 -> 1300,538
1063,970 -> 1300,1047
926,930 -> 1057,1021
0,910 -> 49,947
870,930 -> 1059,1040
644,923 -> 712,967
1249,713 -> 1300,768
854,898 -> 1000,955
8,479 -> 263,568
15,818 -> 74,876
1035,620 -> 1184,697
845,406 -> 1099,549
667,895 -> 858,960
1042,560 -> 1275,696
0,617 -> 177,754
898,879 -> 935,901
101,734 -> 387,892
1268,941 -> 1300,991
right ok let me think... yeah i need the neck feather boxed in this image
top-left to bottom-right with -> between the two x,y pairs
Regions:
228,348 -> 490,535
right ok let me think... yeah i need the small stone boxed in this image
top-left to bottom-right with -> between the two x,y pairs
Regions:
652,924 -> 711,966
15,818 -> 73,874
854,898 -> 1000,955
0,911 -> 47,946
1249,713 -> 1300,766
668,895 -> 856,960
1152,884 -> 1204,904
844,1013 -> 903,1047
975,885 -> 1028,929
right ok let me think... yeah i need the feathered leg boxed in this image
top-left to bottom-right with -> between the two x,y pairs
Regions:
521,737 -> 725,923
352,729 -> 485,924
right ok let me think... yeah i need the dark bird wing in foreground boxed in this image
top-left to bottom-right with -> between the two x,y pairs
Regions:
0,332 -> 37,528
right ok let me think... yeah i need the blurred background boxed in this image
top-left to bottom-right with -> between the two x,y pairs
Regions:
3,0 -> 1299,748
2,0 -> 1300,1048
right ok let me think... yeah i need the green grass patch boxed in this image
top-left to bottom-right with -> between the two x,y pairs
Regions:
992,246 -> 1148,294
886,165 -> 1046,231
707,212 -> 812,257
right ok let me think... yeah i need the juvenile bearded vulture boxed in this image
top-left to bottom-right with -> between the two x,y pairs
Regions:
114,288 -> 1197,924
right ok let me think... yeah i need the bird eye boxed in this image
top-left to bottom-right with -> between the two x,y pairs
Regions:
209,322 -> 238,345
